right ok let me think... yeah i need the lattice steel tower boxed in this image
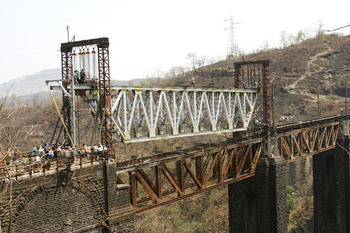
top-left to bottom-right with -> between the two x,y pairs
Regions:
225,16 -> 240,59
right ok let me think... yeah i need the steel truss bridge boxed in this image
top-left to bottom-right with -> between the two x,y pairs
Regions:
46,37 -> 344,214
115,114 -> 341,213
50,85 -> 259,142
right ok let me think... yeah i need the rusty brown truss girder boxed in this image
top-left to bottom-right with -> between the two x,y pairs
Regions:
116,118 -> 340,214
118,139 -> 263,214
276,121 -> 339,161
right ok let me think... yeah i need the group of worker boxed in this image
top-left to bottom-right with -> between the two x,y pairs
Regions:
0,145 -> 21,166
243,81 -> 259,89
30,142 -> 107,163
0,142 -> 108,167
254,118 -> 264,129
73,69 -> 97,84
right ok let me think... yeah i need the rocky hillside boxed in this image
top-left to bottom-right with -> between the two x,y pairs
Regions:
152,34 -> 350,121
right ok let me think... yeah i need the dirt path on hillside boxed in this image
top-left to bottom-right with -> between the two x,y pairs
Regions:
287,44 -> 332,93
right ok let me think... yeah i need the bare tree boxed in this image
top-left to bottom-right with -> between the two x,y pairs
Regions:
280,31 -> 288,49
186,53 -> 197,70
316,19 -> 325,38
0,85 -> 35,232
165,66 -> 187,86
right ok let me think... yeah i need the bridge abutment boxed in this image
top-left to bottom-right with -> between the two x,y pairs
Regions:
229,156 -> 288,233
0,162 -> 135,232
103,162 -> 135,232
313,136 -> 350,233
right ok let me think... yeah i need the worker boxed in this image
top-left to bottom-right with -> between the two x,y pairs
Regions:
7,151 -> 12,165
16,148 -> 20,161
71,147 -> 76,161
76,70 -> 80,83
35,153 -> 41,163
191,76 -> 195,87
73,70 -> 79,83
44,143 -> 49,154
98,144 -> 103,154
48,148 -> 54,162
83,144 -> 89,158
77,148 -> 82,158
80,69 -> 85,84
0,150 -> 4,167
38,146 -> 45,157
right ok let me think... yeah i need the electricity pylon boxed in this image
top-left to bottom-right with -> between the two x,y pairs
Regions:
225,16 -> 240,59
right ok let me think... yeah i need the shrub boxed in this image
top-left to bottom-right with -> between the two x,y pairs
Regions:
288,222 -> 307,233
286,186 -> 296,212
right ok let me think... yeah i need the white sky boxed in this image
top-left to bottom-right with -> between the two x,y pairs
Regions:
0,0 -> 349,84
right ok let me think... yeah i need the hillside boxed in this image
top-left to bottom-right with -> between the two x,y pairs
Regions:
1,33 -> 350,232
151,34 -> 350,121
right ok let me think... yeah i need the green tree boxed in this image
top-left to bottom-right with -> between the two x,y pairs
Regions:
295,31 -> 305,44
140,79 -> 147,87
287,186 -> 296,212
288,222 -> 307,233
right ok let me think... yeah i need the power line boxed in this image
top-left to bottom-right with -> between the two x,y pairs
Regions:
224,16 -> 240,59
324,24 -> 350,32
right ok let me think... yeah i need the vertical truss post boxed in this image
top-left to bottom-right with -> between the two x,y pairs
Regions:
155,165 -> 163,199
261,61 -> 272,157
234,64 -> 242,88
262,61 -> 271,127
60,49 -> 73,146
98,42 -> 113,159
129,172 -> 137,207
195,156 -> 204,186
176,160 -> 185,193
217,152 -> 223,183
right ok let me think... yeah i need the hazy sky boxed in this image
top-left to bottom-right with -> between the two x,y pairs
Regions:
1,0 -> 349,84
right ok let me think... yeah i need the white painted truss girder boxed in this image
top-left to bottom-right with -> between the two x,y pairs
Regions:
109,86 -> 258,142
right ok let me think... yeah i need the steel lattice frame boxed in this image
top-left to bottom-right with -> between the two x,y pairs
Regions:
116,138 -> 263,213
97,44 -> 113,158
60,50 -> 73,145
115,115 -> 341,213
234,63 -> 242,88
262,62 -> 270,127
276,121 -> 340,160
110,87 -> 258,142
234,60 -> 270,126
58,38 -> 112,158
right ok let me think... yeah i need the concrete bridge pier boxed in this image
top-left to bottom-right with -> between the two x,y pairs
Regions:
313,135 -> 350,233
228,156 -> 288,233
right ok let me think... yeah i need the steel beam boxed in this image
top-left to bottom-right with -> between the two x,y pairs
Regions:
97,43 -> 113,159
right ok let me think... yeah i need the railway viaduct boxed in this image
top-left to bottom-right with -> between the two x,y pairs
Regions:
1,38 -> 350,232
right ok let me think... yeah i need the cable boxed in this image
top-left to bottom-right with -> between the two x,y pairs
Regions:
324,24 -> 350,32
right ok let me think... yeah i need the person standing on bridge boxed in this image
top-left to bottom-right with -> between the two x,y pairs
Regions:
80,69 -> 85,84
48,148 -> 54,162
83,144 -> 89,158
32,145 -> 37,156
191,76 -> 195,87
73,70 -> 79,83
